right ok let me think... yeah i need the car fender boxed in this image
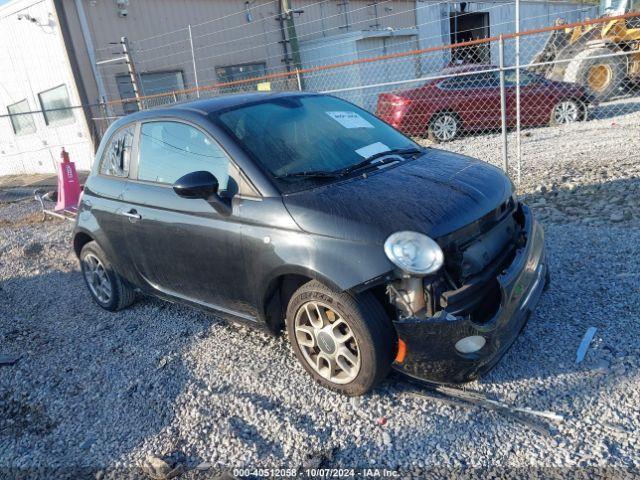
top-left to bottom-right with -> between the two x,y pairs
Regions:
252,232 -> 394,319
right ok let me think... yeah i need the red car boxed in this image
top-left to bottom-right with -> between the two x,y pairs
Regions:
377,65 -> 592,142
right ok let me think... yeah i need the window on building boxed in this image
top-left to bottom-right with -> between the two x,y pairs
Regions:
138,121 -> 230,190
7,99 -> 36,135
38,84 -> 75,126
99,124 -> 135,177
215,63 -> 266,92
117,71 -> 186,114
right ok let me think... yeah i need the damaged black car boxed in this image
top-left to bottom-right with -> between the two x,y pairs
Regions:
74,92 -> 548,396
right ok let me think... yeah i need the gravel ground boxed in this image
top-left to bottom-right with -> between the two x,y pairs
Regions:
1,101 -> 639,478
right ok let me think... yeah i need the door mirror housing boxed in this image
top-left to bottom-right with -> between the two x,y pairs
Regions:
173,171 -> 231,216
173,170 -> 219,199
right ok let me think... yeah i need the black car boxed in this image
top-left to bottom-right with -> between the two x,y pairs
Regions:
74,92 -> 547,396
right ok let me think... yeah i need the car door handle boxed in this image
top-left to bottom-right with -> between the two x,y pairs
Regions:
122,209 -> 141,220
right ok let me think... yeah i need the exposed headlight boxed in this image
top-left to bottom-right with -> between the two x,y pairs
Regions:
384,231 -> 444,276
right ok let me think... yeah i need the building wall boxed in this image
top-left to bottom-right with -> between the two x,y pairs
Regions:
61,0 -> 417,115
0,0 -> 94,175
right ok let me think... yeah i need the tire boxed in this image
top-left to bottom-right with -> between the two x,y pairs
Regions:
285,280 -> 396,396
549,99 -> 584,126
80,241 -> 136,311
565,48 -> 625,102
428,112 -> 460,143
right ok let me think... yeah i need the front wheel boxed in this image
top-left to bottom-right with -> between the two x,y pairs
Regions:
428,112 -> 460,142
550,99 -> 584,126
286,280 -> 396,396
80,241 -> 136,311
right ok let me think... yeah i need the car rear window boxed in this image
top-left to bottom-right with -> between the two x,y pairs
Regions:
99,125 -> 135,177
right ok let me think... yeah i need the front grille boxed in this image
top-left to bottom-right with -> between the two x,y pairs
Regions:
441,197 -> 520,288
425,199 -> 524,323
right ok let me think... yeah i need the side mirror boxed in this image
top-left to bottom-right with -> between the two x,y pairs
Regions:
173,171 -> 231,216
173,171 -> 219,199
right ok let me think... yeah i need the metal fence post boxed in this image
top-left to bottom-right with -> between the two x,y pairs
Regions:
295,69 -> 302,90
188,24 -> 200,99
498,35 -> 508,174
121,36 -> 142,111
515,0 -> 522,187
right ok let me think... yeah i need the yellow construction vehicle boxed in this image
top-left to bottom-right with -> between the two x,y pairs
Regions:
531,0 -> 640,101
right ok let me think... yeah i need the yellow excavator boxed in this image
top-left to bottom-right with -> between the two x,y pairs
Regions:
530,0 -> 640,101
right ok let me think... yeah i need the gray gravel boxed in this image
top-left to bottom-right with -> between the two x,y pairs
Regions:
1,101 -> 640,478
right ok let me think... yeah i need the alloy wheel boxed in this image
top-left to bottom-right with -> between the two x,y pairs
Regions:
431,114 -> 458,141
553,101 -> 580,124
83,253 -> 112,304
294,301 -> 361,385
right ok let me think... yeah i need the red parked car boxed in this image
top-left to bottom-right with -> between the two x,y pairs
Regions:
377,65 -> 592,142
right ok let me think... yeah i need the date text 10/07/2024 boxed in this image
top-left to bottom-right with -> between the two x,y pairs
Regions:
232,468 -> 401,477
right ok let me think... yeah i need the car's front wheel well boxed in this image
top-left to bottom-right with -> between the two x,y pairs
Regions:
263,274 -> 313,334
73,232 -> 94,258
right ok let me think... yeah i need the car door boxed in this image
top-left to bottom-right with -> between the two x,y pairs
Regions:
83,123 -> 139,281
505,71 -> 553,126
120,119 -> 257,318
447,72 -> 502,131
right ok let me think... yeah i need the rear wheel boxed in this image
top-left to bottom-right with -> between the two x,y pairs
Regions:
428,112 -> 460,142
80,241 -> 136,311
550,99 -> 583,126
286,280 -> 395,396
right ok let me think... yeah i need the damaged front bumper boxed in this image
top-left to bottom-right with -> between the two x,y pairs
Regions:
392,204 -> 547,384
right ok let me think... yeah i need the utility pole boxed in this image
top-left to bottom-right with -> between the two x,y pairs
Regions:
121,36 -> 142,111
279,0 -> 305,89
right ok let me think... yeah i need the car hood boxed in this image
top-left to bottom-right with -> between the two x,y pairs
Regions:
282,148 -> 513,244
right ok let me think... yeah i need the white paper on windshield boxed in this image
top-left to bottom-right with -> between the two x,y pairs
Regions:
326,111 -> 374,129
355,142 -> 390,158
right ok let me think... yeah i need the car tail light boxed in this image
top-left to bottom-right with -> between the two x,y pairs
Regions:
387,94 -> 411,108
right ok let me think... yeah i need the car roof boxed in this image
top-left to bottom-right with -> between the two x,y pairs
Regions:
120,91 -> 320,122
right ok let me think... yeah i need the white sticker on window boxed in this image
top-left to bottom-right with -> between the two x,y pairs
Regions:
326,111 -> 374,129
355,142 -> 390,158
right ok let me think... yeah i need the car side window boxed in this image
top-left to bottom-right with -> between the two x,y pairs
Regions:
99,125 -> 135,177
138,121 -> 231,190
469,72 -> 499,88
504,70 -> 538,87
438,73 -> 498,90
437,77 -> 466,90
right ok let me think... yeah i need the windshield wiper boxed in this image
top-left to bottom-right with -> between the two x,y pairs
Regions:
276,147 -> 424,180
276,170 -> 341,179
337,147 -> 424,176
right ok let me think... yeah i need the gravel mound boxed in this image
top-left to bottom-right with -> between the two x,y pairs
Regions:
1,104 -> 639,477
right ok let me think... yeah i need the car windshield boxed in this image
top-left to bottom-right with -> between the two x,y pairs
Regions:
212,95 -> 419,191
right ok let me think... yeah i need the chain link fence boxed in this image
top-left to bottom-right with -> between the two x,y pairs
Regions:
3,10 -> 638,185
82,11 -> 640,189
